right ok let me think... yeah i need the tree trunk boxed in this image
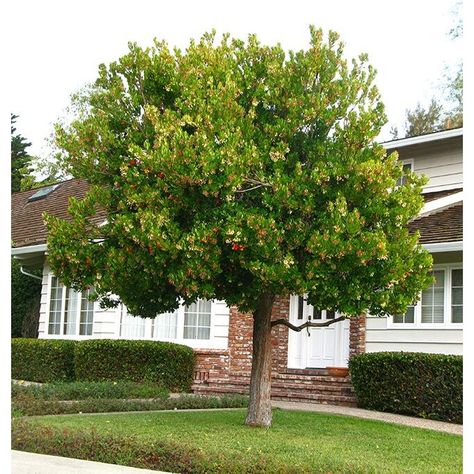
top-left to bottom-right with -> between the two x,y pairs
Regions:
245,293 -> 275,428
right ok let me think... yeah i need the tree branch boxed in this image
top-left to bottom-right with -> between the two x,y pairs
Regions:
235,178 -> 272,193
271,315 -> 346,331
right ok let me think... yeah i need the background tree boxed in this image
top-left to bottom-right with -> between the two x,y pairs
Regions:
443,0 -> 463,129
11,113 -> 34,192
392,2 -> 462,139
402,99 -> 443,138
45,28 -> 433,427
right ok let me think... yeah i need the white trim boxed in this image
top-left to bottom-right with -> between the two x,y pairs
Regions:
387,263 -> 463,330
419,191 -> 463,218
383,128 -> 463,150
423,241 -> 463,253
11,244 -> 47,255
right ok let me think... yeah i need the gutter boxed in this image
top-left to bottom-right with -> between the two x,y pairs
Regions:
11,243 -> 47,256
382,128 -> 463,150
418,191 -> 463,218
19,266 -> 42,281
423,241 -> 463,253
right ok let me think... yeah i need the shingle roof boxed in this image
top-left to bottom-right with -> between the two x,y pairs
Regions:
422,188 -> 462,203
11,178 -> 102,248
409,203 -> 463,244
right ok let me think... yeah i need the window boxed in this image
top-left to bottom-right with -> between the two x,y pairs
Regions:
393,304 -> 415,324
152,310 -> 178,339
120,311 -> 147,338
396,160 -> 413,186
421,270 -> 445,323
184,300 -> 211,340
48,277 -> 63,335
451,269 -> 463,323
80,288 -> 95,335
391,265 -> 462,327
48,277 -> 95,336
28,184 -> 61,202
117,299 -> 214,342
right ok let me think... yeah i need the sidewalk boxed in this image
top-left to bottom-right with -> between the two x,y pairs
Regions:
271,400 -> 462,435
11,450 -> 170,474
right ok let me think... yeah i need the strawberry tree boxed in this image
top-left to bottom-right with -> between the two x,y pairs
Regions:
45,28 -> 432,427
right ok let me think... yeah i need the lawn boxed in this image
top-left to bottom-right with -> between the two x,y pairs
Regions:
13,408 -> 462,473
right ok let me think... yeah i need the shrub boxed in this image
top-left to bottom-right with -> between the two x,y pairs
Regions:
12,380 -> 169,401
12,392 -> 248,417
349,351 -> 462,423
11,258 -> 41,338
74,339 -> 195,392
12,338 -> 77,382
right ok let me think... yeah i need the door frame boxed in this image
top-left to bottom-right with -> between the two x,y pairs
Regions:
287,295 -> 350,369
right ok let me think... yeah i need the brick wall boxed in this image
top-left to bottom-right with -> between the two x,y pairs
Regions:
193,297 -> 362,406
349,313 -> 366,357
195,297 -> 291,380
194,349 -> 230,383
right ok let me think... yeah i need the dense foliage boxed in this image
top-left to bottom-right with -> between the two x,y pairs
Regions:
12,380 -> 169,401
45,28 -> 432,319
74,339 -> 194,391
12,392 -> 248,417
11,259 -> 41,338
349,351 -> 462,423
12,338 -> 76,382
12,338 -> 195,391
11,114 -> 34,193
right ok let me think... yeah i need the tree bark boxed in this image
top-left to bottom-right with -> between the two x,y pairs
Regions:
245,293 -> 275,428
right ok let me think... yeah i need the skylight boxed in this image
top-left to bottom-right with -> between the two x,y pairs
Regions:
27,184 -> 61,202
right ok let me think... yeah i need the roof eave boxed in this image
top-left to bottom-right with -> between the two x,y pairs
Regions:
382,128 -> 463,150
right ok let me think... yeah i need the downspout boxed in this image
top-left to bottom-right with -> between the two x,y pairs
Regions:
20,266 -> 42,281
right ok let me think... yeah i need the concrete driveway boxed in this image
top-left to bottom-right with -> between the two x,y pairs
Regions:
12,450 -> 170,473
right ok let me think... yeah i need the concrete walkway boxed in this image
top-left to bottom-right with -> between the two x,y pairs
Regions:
271,400 -> 462,435
12,450 -> 170,474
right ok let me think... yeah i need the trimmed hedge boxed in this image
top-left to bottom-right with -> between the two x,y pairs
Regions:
74,339 -> 195,392
349,351 -> 462,423
12,338 -> 195,392
12,338 -> 77,383
12,393 -> 249,417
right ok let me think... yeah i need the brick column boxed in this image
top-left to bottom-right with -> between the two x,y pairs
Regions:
226,296 -> 291,379
349,313 -> 366,357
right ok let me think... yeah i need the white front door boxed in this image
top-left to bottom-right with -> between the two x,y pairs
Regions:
287,296 -> 350,369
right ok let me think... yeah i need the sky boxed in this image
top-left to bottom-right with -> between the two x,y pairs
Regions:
7,0 -> 462,159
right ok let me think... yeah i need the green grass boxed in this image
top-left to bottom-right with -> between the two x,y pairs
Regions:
13,409 -> 462,473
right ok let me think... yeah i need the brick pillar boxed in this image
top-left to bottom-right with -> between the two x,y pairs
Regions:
228,306 -> 254,377
226,296 -> 291,379
349,313 -> 366,357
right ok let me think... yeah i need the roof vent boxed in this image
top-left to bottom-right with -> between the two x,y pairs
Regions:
27,184 -> 61,202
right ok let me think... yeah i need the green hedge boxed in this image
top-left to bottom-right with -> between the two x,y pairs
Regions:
74,340 -> 195,392
12,339 -> 77,383
349,352 -> 462,423
12,338 -> 195,392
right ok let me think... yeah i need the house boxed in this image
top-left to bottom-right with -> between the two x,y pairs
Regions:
11,128 -> 463,405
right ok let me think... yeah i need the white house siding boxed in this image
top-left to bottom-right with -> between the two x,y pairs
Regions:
394,138 -> 463,193
38,261 -> 230,350
365,251 -> 463,355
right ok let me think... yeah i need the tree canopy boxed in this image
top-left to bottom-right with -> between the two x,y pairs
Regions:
11,114 -> 34,193
46,28 -> 432,320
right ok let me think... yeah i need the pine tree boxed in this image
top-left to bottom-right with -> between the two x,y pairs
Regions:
11,114 -> 33,193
